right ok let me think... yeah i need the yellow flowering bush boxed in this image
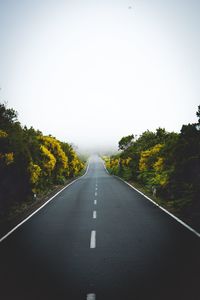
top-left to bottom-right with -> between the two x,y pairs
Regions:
153,173 -> 169,187
139,144 -> 163,171
67,147 -> 83,176
121,157 -> 132,167
0,130 -> 8,138
39,136 -> 68,172
153,157 -> 164,172
4,152 -> 14,165
28,162 -> 41,184
102,156 -> 110,169
40,145 -> 56,175
138,143 -> 170,188
110,158 -> 119,168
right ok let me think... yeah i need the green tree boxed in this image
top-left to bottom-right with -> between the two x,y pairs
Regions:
196,105 -> 200,123
118,134 -> 134,151
0,103 -> 18,129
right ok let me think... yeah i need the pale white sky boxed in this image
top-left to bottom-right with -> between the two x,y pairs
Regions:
0,0 -> 200,152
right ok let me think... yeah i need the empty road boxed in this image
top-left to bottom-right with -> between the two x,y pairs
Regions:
0,155 -> 199,300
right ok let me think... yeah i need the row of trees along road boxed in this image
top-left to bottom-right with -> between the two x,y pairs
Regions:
0,103 -> 84,217
104,106 -> 200,212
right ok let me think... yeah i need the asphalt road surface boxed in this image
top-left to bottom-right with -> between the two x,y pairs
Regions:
0,155 -> 200,300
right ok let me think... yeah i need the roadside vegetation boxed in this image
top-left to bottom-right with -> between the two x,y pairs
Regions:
103,106 -> 200,227
0,103 -> 85,224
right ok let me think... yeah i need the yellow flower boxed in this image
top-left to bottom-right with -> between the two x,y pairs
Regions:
39,136 -> 68,171
139,144 -> 163,171
28,162 -> 41,184
40,145 -> 56,174
4,152 -> 14,165
153,157 -> 164,171
0,130 -> 8,138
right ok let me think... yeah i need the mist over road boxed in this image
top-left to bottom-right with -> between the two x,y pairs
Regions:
0,156 -> 199,300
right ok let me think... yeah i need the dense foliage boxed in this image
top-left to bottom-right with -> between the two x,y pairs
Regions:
104,106 -> 200,208
0,103 -> 84,215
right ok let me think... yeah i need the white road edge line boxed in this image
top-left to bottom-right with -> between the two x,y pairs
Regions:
115,176 -> 200,238
0,160 -> 90,243
94,200 -> 97,205
100,156 -> 200,238
86,293 -> 96,300
90,230 -> 96,248
93,211 -> 97,219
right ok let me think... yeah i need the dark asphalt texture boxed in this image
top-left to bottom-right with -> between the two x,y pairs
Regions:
0,155 -> 200,300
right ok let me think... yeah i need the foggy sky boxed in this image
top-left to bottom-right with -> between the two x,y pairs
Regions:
0,0 -> 200,152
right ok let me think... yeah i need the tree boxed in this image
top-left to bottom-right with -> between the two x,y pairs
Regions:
0,103 -> 18,130
171,121 -> 200,198
118,134 -> 134,151
196,105 -> 200,124
61,142 -> 84,177
134,130 -> 157,151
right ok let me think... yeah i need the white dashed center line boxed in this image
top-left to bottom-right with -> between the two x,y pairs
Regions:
93,211 -> 97,219
87,293 -> 96,300
94,200 -> 97,205
95,192 -> 97,197
90,230 -> 96,248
